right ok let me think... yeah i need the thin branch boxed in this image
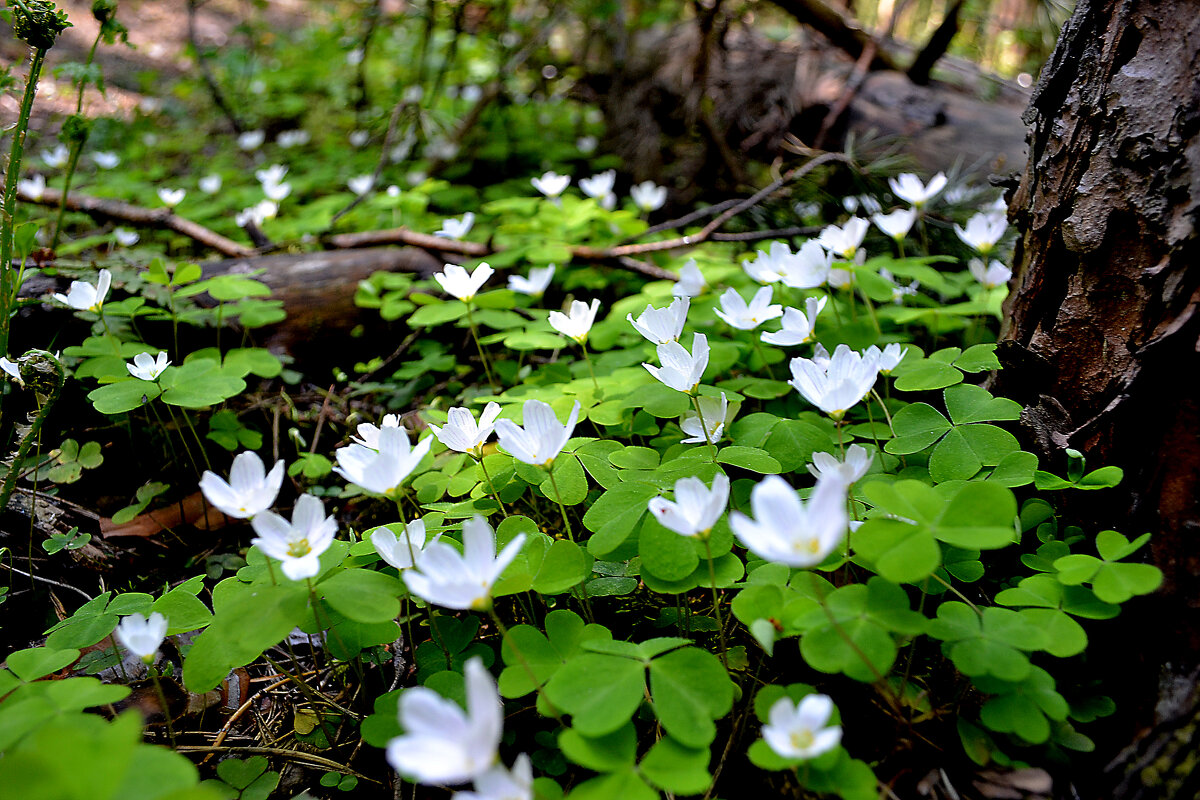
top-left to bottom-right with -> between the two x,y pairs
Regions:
769,0 -> 905,71
322,227 -> 489,256
21,187 -> 254,258
814,40 -> 877,150
711,225 -> 821,242
186,0 -> 243,133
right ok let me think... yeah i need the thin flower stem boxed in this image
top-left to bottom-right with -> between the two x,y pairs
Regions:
579,341 -> 600,392
475,453 -> 509,518
688,393 -> 718,463
896,238 -> 906,259
807,571 -> 894,695
703,538 -> 729,670
149,672 -> 178,747
929,571 -> 983,615
178,406 -> 213,470
488,610 -> 563,720
870,388 -> 895,436
858,287 -> 881,335
464,303 -> 497,389
49,143 -> 83,251
750,338 -> 776,380
546,467 -> 574,543
162,403 -> 202,476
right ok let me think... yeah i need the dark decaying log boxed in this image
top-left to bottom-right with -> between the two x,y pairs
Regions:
992,0 -> 1200,793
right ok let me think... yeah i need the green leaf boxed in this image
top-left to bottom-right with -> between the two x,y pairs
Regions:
885,403 -> 952,454
567,768 -> 658,800
545,654 -> 646,737
852,519 -> 941,583
953,344 -> 1002,372
6,647 -> 80,681
893,360 -> 963,391
318,569 -> 402,623
583,482 -> 660,557
409,301 -> 469,327
160,361 -> 246,408
639,515 -> 699,581
943,384 -> 1022,424
716,446 -> 781,474
541,455 -> 588,506
648,647 -> 733,747
639,736 -> 713,794
559,723 -> 637,771
532,540 -> 589,595
762,420 -> 832,472
88,379 -> 161,414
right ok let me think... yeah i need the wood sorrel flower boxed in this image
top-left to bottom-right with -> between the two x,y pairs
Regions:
672,260 -> 707,298
954,212 -> 1008,255
127,351 -> 170,381
761,296 -> 826,347
429,402 -> 502,457
817,218 -> 869,260
451,754 -> 533,800
788,344 -> 881,420
627,297 -> 689,345
494,400 -> 580,467
808,444 -> 873,484
53,268 -> 111,312
762,694 -> 842,760
713,286 -> 783,331
115,612 -> 168,663
435,263 -> 494,302
531,171 -> 570,198
250,494 -> 338,581
199,450 -> 285,519
157,188 -> 186,209
371,519 -> 437,571
680,391 -> 729,444
508,264 -> 555,297
334,426 -> 432,496
730,475 -> 848,567
969,257 -> 1012,289
403,516 -> 526,611
888,172 -> 946,208
871,208 -> 918,240
648,472 -> 730,539
644,332 -> 709,394
548,298 -> 600,344
435,212 -> 475,239
387,656 -> 503,784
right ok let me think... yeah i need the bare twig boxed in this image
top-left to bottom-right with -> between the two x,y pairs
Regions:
814,40 -> 877,150
322,227 -> 488,256
186,0 -> 243,133
21,187 -> 254,258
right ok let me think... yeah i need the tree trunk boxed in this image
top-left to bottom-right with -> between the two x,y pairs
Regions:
994,0 -> 1200,793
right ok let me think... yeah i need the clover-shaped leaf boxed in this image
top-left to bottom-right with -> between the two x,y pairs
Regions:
927,602 -> 1048,681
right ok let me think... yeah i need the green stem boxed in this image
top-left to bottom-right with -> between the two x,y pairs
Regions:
489,609 -> 563,719
808,571 -> 891,688
475,453 -> 508,518
750,338 -> 776,380
0,351 -> 64,513
1,47 -> 48,359
464,303 -> 497,389
49,142 -> 84,251
688,393 -> 718,462
546,466 -> 574,543
579,341 -> 600,393
857,286 -> 881,335
703,538 -> 728,670
869,388 -> 895,436
149,673 -> 178,748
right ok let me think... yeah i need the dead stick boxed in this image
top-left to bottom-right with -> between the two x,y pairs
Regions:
20,187 -> 254,258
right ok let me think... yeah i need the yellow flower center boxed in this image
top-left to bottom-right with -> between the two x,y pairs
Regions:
790,729 -> 815,750
287,538 -> 312,558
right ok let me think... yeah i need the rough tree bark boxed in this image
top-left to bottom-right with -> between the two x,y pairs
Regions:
994,0 -> 1200,794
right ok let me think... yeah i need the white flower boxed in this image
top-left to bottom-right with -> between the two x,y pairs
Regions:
713,286 -> 783,331
762,296 -> 826,347
762,694 -> 843,760
263,181 -> 291,202
627,297 -> 689,345
779,241 -> 834,290
531,171 -> 570,198
429,402 -> 502,457
435,262 -> 494,303
841,196 -> 859,214
199,451 -> 285,519
352,414 -> 402,449
730,475 -> 848,567
387,656 -> 504,784
348,174 -> 374,196
127,351 -> 170,381
494,400 -> 580,467
113,227 -> 139,247
548,298 -> 601,344
115,612 -> 168,662
42,144 -> 69,168
648,473 -> 729,539
743,241 -> 793,284
237,130 -> 266,151
788,344 -> 880,419
349,130 -> 370,148
871,208 -> 917,240
954,212 -> 1008,255
0,356 -> 22,387
879,268 -> 920,303
969,258 -> 1012,289
346,47 -> 364,65
579,170 -> 616,200
255,164 -> 287,186
889,172 -> 947,208
461,85 -> 483,103
405,517 -> 526,612
808,444 -> 872,484
157,188 -> 186,209
644,332 -> 709,394
18,174 -> 46,200
92,151 -> 120,169
599,193 -> 617,211
199,174 -> 223,194
334,426 -> 433,496
277,129 -> 310,148
865,342 -> 906,374
250,494 -> 338,581
817,218 -> 869,260
680,391 -> 729,444
372,519 -> 437,571
673,259 -> 707,297
236,200 -> 278,227
452,754 -> 533,800
53,268 -> 112,312
508,264 -> 555,297
435,213 -> 475,239
630,180 -> 667,212
857,194 -> 883,215
827,268 -> 855,289
387,185 -> 401,197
